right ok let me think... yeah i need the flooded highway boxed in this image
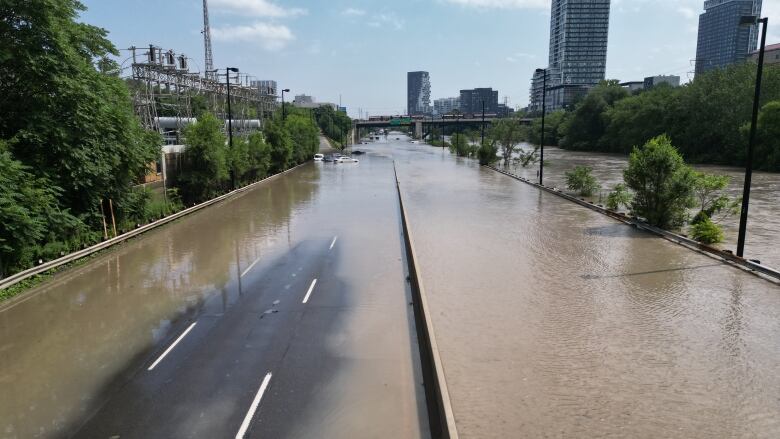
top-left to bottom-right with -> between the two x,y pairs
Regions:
2,132 -> 780,438
511,145 -> 780,267
0,154 -> 428,438
384,136 -> 780,438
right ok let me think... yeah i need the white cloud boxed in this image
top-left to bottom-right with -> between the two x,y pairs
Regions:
442,0 -> 548,9
342,8 -> 366,16
211,0 -> 306,18
368,12 -> 405,30
506,51 -> 535,63
212,22 -> 295,50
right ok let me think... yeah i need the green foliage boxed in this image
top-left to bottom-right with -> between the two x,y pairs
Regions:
623,135 -> 696,228
449,133 -> 473,157
243,132 -> 271,182
477,142 -> 499,165
556,64 -> 780,170
312,106 -> 351,144
560,81 -> 628,150
264,119 -> 293,173
528,110 -> 567,145
179,113 -> 229,203
606,183 -> 633,211
0,0 -> 161,216
490,117 -> 526,164
285,114 -> 320,165
691,171 -> 738,224
755,100 -> 780,171
690,214 -> 724,244
565,166 -> 601,197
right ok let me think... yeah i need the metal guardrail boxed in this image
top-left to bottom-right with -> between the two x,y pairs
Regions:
0,163 -> 308,292
486,165 -> 780,283
394,163 -> 459,439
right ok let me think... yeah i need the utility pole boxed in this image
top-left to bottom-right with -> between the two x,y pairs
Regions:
536,68 -> 547,185
481,100 -> 486,145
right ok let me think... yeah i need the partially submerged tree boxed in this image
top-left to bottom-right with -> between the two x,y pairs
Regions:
565,166 -> 600,197
623,135 -> 696,228
489,117 -> 525,166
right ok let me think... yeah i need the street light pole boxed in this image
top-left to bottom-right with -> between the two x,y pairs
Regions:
281,88 -> 290,122
226,67 -> 239,190
481,100 -> 486,146
736,16 -> 768,258
536,68 -> 547,185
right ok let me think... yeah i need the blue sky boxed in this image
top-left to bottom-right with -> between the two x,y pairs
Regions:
81,0 -> 779,117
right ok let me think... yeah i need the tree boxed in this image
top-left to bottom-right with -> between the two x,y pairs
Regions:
477,142 -> 498,165
565,166 -> 600,197
285,114 -> 319,165
244,132 -> 271,181
755,100 -> 780,171
559,80 -> 628,150
0,144 -> 81,277
528,110 -> 567,146
490,117 -> 525,166
449,133 -> 472,157
606,184 -> 632,211
691,172 -> 738,224
178,113 -> 229,203
623,135 -> 696,228
264,119 -> 293,173
0,0 -> 161,217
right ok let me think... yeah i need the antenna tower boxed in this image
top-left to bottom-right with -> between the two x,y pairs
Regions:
203,0 -> 215,80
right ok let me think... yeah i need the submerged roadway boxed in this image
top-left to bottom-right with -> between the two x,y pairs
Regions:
1,134 -> 779,438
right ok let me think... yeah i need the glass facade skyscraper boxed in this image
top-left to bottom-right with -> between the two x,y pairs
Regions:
407,71 -> 431,116
695,0 -> 762,75
529,0 -> 612,112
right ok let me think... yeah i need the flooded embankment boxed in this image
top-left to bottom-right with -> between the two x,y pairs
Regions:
384,138 -> 780,438
511,145 -> 780,267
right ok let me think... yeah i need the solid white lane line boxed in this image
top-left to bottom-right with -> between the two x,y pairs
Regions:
147,322 -> 197,371
302,279 -> 318,304
329,236 -> 338,250
241,257 -> 261,278
235,372 -> 273,439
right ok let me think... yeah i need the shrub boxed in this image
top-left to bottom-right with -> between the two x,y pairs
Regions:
623,135 -> 696,228
690,214 -> 724,244
565,166 -> 600,196
606,183 -> 633,211
477,142 -> 498,165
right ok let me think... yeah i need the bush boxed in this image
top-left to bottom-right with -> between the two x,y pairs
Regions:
178,113 -> 229,204
690,214 -> 724,244
565,166 -> 600,196
623,135 -> 696,228
477,142 -> 498,165
606,183 -> 632,211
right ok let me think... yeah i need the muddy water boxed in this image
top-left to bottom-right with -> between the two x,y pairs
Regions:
510,145 -> 780,266
382,137 -> 780,438
0,159 -> 427,439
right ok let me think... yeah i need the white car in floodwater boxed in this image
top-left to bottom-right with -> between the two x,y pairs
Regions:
336,156 -> 359,163
314,154 -> 324,161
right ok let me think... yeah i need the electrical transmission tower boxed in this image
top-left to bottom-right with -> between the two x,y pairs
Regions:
203,0 -> 214,80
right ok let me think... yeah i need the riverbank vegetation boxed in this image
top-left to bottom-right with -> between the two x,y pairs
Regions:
565,136 -> 738,244
0,1 -> 338,281
528,63 -> 780,171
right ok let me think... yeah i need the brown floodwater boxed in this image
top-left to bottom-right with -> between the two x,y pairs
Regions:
510,145 -> 780,267
382,136 -> 780,438
0,157 -> 427,439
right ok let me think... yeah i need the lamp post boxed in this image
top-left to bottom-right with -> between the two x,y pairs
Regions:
481,100 -> 486,146
535,68 -> 547,185
736,15 -> 768,258
281,88 -> 291,122
226,67 -> 239,189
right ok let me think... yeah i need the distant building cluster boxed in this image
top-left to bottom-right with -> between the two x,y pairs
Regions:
524,0 -> 770,115
407,72 -> 512,118
292,94 -> 338,111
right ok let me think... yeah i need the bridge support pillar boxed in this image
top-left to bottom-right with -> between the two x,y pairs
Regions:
414,121 -> 423,139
